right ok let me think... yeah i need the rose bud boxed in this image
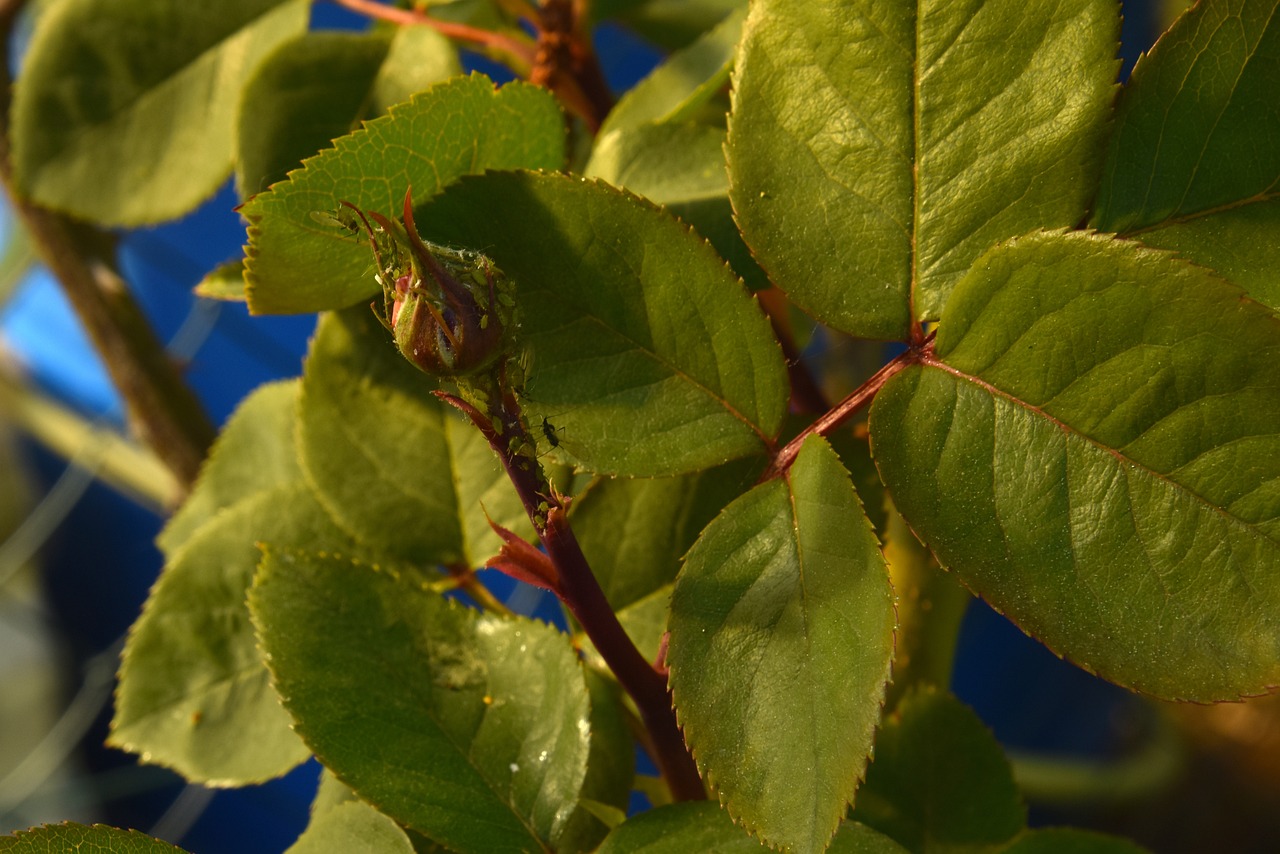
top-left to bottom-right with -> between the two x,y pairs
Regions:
357,192 -> 515,378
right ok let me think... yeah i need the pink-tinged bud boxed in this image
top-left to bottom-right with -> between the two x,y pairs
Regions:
352,192 -> 517,378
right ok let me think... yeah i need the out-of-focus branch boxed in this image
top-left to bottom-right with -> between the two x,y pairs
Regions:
330,0 -> 537,71
0,0 -> 215,496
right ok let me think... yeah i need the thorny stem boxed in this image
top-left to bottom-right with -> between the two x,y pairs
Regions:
436,387 -> 706,803
766,341 -> 931,480
0,0 -> 215,496
329,0 -> 537,71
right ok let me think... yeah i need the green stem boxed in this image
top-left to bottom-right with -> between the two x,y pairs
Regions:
0,0 -> 215,496
1009,711 -> 1185,806
881,503 -> 971,711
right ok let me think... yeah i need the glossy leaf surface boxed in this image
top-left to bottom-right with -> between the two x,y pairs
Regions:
1092,0 -> 1280,311
244,74 -> 564,313
668,435 -> 895,853
0,824 -> 188,853
727,0 -> 1117,338
11,0 -> 308,225
415,171 -> 788,476
871,230 -> 1280,699
251,549 -> 593,853
236,28 -> 459,196
297,308 -> 549,567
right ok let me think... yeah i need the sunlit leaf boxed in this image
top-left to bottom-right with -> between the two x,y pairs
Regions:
587,121 -> 767,289
285,802 -> 414,854
1092,0 -> 1280,310
668,435 -> 895,852
727,0 -> 1118,338
414,171 -> 789,476
599,6 -> 744,136
11,0 -> 308,225
871,230 -> 1280,700
251,549 -> 594,853
112,484 -> 352,784
194,259 -> 249,302
0,824 -> 189,853
243,74 -> 564,313
236,28 -> 459,196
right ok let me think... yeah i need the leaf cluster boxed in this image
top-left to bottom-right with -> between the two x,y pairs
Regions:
3,0 -> 1279,852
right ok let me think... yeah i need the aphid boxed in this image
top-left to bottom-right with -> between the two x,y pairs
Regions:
309,206 -> 362,240
540,416 -> 563,449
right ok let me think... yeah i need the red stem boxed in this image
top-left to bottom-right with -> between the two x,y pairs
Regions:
435,389 -> 706,801
766,345 -> 926,480
329,0 -> 536,69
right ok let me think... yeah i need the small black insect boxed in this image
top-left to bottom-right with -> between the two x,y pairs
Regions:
541,416 -> 564,449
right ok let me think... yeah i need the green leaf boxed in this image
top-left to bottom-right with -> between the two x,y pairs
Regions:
297,308 -> 555,568
194,259 -> 249,302
1093,0 -> 1279,231
593,0 -> 746,50
243,74 -> 565,313
599,6 -> 744,136
415,171 -> 789,476
571,461 -> 759,662
727,0 -> 1118,339
236,29 -> 460,197
587,121 -> 768,290
157,379 -> 303,557
598,803 -> 910,853
573,460 -> 759,611
286,802 -> 415,854
111,483 -> 352,784
0,823 -> 189,853
999,828 -> 1150,854
555,673 -> 637,853
11,0 -> 309,226
869,230 -> 1280,700
1091,0 -> 1280,311
1127,200 -> 1280,311
852,687 -> 1025,852
596,802 -> 770,853
250,549 -> 594,853
668,435 -> 896,853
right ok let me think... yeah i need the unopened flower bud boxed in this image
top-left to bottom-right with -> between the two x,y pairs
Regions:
356,192 -> 516,378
